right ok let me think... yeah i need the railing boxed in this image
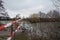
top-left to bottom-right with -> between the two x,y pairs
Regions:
0,19 -> 21,40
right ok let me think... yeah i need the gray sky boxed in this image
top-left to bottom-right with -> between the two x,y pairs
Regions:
3,0 -> 55,18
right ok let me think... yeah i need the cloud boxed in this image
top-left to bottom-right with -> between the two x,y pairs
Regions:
4,0 -> 54,18
19,5 -> 44,14
6,9 -> 31,18
26,0 -> 32,3
6,5 -> 44,18
6,9 -> 19,18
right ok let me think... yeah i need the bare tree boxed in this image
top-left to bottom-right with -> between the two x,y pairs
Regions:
51,0 -> 60,12
0,0 -> 9,18
29,13 -> 39,18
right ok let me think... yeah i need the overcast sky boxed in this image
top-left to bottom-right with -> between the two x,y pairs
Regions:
3,0 -> 55,18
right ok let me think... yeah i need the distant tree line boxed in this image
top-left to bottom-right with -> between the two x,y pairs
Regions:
29,10 -> 60,18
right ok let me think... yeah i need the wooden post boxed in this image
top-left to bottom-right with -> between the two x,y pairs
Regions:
11,19 -> 14,40
11,25 -> 13,40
